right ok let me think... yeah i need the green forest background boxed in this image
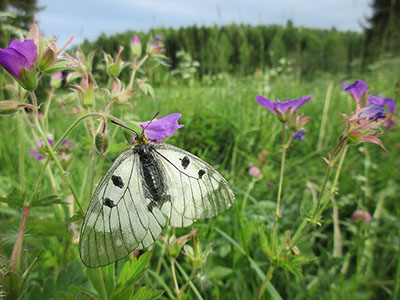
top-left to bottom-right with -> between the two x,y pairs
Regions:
1,0 -> 400,81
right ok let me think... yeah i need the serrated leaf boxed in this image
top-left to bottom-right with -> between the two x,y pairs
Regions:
117,251 -> 151,286
87,268 -> 106,299
31,195 -> 66,207
56,260 -> 86,291
211,266 -> 233,279
103,263 -> 115,296
257,219 -> 275,261
0,195 -> 24,208
42,275 -> 55,300
28,283 -> 42,300
131,286 -> 164,300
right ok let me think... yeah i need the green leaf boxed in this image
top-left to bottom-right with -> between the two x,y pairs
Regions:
0,195 -> 24,208
28,283 -> 42,300
42,275 -> 55,300
87,268 -> 106,299
55,261 -> 86,291
210,266 -> 233,279
131,286 -> 164,300
103,264 -> 115,296
30,195 -> 66,207
117,252 -> 151,286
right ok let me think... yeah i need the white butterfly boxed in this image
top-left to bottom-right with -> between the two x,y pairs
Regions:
79,120 -> 235,267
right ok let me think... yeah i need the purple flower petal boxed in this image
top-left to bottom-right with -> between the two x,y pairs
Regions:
29,151 -> 43,161
256,95 -> 276,114
256,95 -> 311,120
342,80 -> 368,102
368,96 -> 396,114
0,40 -> 37,79
292,129 -> 305,141
351,103 -> 386,121
132,35 -> 140,45
141,113 -> 184,142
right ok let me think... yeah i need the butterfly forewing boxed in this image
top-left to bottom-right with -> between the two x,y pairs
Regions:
79,149 -> 165,268
79,141 -> 235,268
153,143 -> 235,226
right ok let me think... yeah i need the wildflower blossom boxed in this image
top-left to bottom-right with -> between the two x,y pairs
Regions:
139,113 -> 184,142
131,35 -> 141,57
29,139 -> 72,161
0,39 -> 37,90
292,129 -> 305,141
248,163 -> 262,178
256,95 -> 311,122
352,210 -> 371,224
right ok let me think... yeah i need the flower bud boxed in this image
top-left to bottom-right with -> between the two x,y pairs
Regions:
95,131 -> 109,156
352,210 -> 371,224
131,35 -> 142,57
123,121 -> 142,144
1,270 -> 23,299
19,66 -> 38,90
0,101 -> 20,115
37,47 -> 57,73
83,83 -> 95,108
50,72 -> 63,89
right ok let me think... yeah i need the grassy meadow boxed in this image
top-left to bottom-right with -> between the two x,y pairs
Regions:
0,28 -> 400,300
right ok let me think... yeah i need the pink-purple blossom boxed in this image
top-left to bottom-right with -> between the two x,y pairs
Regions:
140,113 -> 184,142
352,210 -> 371,224
0,39 -> 37,80
292,129 -> 305,141
341,80 -> 368,103
132,35 -> 140,45
29,139 -> 72,161
256,95 -> 311,122
342,80 -> 395,114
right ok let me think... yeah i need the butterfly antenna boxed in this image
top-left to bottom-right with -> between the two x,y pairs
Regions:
111,120 -> 139,136
141,111 -> 160,134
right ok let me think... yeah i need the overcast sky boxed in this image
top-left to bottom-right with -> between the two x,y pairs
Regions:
36,0 -> 373,47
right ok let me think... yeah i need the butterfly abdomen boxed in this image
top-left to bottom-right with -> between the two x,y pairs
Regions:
136,144 -> 166,206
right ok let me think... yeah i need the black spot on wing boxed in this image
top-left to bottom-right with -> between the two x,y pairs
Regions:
104,197 -> 116,208
111,175 -> 124,188
198,169 -> 206,179
180,156 -> 190,169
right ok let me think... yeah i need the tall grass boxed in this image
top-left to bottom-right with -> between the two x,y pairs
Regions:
1,56 -> 399,299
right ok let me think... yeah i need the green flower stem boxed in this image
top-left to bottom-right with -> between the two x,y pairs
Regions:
288,139 -> 348,253
170,259 -> 180,300
33,114 -> 84,213
10,206 -> 29,271
18,110 -> 26,195
271,122 -> 288,251
256,264 -> 275,300
128,54 -> 148,89
42,87 -> 55,132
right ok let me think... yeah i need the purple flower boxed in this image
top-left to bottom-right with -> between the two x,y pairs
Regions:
29,139 -> 54,161
342,80 -> 396,114
351,103 -> 386,121
352,210 -> 371,224
342,80 -> 368,103
367,96 -> 395,114
0,40 -> 37,80
292,129 -> 305,141
132,35 -> 140,45
141,113 -> 184,142
256,95 -> 311,122
29,139 -> 72,161
154,35 -> 163,44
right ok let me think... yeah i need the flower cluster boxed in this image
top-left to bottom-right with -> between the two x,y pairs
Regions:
341,80 -> 396,149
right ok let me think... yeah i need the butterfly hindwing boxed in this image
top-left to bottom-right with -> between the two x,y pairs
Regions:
79,142 -> 235,267
153,143 -> 236,227
79,149 -> 166,268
